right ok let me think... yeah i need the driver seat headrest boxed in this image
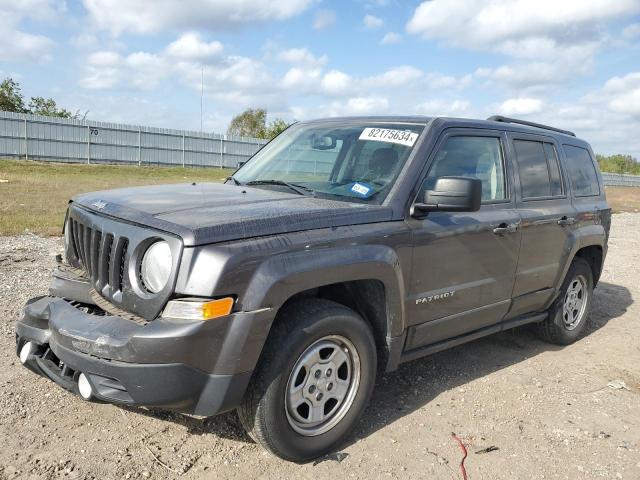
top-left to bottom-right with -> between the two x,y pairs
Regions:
369,148 -> 399,176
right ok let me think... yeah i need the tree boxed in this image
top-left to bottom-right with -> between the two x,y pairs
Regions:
264,118 -> 290,139
0,77 -> 75,118
0,78 -> 27,113
227,108 -> 267,138
28,96 -> 73,118
227,108 -> 291,140
596,153 -> 640,175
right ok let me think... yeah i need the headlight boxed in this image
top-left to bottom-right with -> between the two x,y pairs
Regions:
140,241 -> 172,293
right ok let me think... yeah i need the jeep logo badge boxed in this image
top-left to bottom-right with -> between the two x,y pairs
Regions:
92,200 -> 107,210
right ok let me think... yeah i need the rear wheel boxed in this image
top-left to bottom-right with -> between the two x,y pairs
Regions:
237,299 -> 377,462
538,257 -> 593,345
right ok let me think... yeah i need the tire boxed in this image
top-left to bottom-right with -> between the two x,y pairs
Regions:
538,257 -> 593,345
237,298 -> 377,462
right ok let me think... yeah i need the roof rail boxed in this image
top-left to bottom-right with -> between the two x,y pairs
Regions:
486,115 -> 576,137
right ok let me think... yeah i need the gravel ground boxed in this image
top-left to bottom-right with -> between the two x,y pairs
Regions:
1,214 -> 639,479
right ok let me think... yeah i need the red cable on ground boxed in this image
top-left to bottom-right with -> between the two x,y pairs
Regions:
451,432 -> 468,480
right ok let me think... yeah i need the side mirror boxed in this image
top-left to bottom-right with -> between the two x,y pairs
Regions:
411,176 -> 482,216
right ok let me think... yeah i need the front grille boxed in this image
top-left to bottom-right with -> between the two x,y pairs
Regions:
68,218 -> 129,299
65,204 -> 181,321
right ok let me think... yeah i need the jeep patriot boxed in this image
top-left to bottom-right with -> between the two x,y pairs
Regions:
15,115 -> 610,461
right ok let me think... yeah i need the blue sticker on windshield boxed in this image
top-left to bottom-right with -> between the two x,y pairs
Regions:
351,182 -> 372,197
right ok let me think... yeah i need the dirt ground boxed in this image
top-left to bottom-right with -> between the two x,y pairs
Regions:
1,214 -> 639,480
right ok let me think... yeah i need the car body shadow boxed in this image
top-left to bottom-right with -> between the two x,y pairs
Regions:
347,280 -> 632,445
119,281 -> 632,452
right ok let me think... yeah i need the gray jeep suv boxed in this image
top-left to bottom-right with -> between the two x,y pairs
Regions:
15,115 -> 610,462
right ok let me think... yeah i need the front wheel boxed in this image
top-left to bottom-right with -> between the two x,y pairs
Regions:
237,299 -> 377,462
538,257 -> 593,345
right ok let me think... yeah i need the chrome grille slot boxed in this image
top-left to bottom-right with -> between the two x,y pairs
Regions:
97,233 -> 114,292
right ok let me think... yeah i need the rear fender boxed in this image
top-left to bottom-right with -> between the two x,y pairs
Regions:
552,223 -> 606,300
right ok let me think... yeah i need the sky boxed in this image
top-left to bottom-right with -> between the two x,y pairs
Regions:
1,0 -> 640,157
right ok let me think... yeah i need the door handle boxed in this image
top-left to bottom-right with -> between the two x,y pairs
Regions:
557,216 -> 577,226
492,222 -> 519,235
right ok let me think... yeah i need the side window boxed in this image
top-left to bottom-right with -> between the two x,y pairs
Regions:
514,140 -> 549,198
543,143 -> 563,196
514,140 -> 564,199
426,136 -> 506,202
562,145 -> 600,197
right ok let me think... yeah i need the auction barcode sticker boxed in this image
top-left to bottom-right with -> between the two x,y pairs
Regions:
359,127 -> 419,147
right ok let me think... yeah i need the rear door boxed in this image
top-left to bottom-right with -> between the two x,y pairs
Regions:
507,133 -> 576,317
405,129 -> 521,349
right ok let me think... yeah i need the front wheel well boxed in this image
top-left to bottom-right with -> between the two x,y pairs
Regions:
279,280 -> 389,364
574,245 -> 603,285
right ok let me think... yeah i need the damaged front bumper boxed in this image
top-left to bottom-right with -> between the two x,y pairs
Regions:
15,272 -> 274,416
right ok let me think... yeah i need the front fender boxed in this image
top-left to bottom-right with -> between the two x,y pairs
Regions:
242,244 -> 407,338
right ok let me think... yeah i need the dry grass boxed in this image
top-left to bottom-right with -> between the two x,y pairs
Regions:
605,186 -> 640,213
0,159 -> 233,236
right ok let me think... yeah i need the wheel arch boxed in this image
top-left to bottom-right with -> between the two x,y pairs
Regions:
556,229 -> 605,292
241,245 -> 407,371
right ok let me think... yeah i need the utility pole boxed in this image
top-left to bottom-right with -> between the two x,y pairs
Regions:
200,65 -> 204,132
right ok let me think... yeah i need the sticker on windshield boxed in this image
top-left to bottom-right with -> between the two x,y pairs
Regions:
359,127 -> 418,147
351,182 -> 372,197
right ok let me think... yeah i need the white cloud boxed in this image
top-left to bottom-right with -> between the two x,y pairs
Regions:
498,97 -> 543,115
321,70 -> 353,96
293,96 -> 389,118
407,0 -> 639,47
603,72 -> 640,118
415,99 -> 472,117
281,67 -> 322,90
622,23 -> 640,39
0,0 -> 61,61
313,9 -> 336,31
0,29 -> 53,62
80,50 -> 169,90
363,14 -> 383,29
364,66 -> 423,88
518,74 -> 640,157
165,33 -> 223,61
83,0 -> 315,35
276,48 -> 328,68
380,32 -> 401,44
342,96 -> 388,114
406,0 -> 640,91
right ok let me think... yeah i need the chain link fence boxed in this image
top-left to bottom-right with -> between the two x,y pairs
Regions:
0,111 -> 267,168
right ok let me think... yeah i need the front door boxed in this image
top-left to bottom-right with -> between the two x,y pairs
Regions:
405,130 -> 521,349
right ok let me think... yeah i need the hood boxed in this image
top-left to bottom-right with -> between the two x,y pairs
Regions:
72,182 -> 393,246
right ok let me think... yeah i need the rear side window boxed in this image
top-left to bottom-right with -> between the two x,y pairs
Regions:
563,145 -> 600,197
514,140 -> 564,199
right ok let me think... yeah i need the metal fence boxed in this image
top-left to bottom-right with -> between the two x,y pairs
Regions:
602,172 -> 640,187
0,111 -> 267,168
2,110 -> 640,186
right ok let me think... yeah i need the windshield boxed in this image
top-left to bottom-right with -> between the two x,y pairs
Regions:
232,121 -> 424,204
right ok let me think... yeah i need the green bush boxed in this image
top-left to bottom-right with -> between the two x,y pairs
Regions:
596,154 -> 640,175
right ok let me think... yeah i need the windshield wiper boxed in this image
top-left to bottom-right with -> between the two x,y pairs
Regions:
245,180 -> 314,196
